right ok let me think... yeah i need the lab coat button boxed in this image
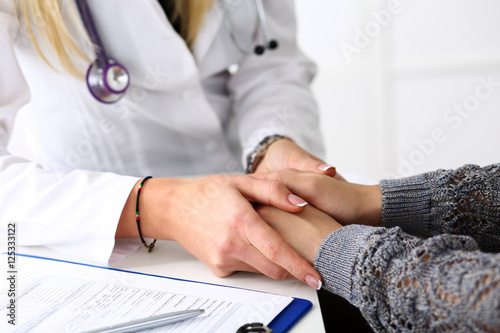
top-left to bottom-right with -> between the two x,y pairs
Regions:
181,88 -> 199,100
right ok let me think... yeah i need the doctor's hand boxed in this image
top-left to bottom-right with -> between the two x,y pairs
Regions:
117,175 -> 322,290
252,138 -> 346,181
256,204 -> 342,264
262,169 -> 383,228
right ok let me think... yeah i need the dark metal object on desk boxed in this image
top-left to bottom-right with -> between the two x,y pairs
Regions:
237,322 -> 273,333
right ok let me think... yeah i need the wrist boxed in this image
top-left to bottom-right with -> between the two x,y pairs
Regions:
245,134 -> 291,173
138,177 -> 177,241
314,224 -> 379,304
361,185 -> 382,226
116,179 -> 142,238
116,177 -> 176,242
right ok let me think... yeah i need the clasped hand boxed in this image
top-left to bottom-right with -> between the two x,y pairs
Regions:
256,169 -> 383,263
136,174 -> 323,289
119,139 -> 381,289
154,139 -> 344,288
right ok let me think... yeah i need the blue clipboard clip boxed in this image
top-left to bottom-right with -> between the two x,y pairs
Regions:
237,322 -> 273,333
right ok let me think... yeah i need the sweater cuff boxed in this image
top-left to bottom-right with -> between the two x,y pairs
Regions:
314,225 -> 378,304
380,174 -> 432,237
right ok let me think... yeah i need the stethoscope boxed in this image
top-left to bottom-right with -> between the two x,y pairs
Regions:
220,0 -> 278,56
76,0 -> 279,104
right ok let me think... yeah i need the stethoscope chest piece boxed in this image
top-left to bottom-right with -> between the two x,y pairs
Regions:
86,59 -> 130,104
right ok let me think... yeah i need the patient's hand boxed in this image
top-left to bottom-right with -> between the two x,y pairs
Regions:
260,169 -> 383,227
253,138 -> 345,180
256,205 -> 342,263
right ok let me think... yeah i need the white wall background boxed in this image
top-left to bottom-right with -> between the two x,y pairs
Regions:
295,0 -> 500,183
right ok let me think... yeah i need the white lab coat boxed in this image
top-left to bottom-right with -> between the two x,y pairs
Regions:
0,0 -> 324,265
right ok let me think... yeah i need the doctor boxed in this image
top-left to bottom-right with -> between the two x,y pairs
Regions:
0,0 -> 334,289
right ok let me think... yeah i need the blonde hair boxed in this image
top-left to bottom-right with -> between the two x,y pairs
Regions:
18,0 -> 214,78
168,0 -> 215,48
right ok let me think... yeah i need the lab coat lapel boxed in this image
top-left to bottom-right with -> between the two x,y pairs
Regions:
191,3 -> 223,64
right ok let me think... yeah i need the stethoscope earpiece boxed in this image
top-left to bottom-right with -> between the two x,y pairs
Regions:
222,0 -> 279,56
254,39 -> 278,56
268,40 -> 278,50
254,45 -> 265,56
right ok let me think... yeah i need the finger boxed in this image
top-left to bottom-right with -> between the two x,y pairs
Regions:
317,163 -> 337,177
235,176 -> 308,213
256,204 -> 337,263
242,210 -> 322,289
208,236 -> 294,279
197,235 -> 293,278
211,256 -> 292,279
260,169 -> 304,193
255,170 -> 313,207
229,247 -> 294,280
284,148 -> 337,177
297,157 -> 337,177
334,172 -> 347,182
265,169 -> 345,196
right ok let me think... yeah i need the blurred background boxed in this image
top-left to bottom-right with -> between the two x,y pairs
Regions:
295,0 -> 500,183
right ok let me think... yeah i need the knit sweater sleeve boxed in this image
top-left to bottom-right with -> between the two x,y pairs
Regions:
380,163 -> 500,252
314,225 -> 500,333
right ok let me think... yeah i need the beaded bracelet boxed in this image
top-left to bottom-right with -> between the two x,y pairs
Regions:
136,176 -> 157,252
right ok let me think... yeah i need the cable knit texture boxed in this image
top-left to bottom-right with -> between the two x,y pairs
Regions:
314,164 -> 500,332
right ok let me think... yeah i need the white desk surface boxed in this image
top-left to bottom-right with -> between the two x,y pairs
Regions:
18,241 -> 326,332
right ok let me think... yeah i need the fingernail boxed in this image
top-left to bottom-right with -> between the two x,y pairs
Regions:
318,164 -> 335,172
305,275 -> 322,290
288,194 -> 308,207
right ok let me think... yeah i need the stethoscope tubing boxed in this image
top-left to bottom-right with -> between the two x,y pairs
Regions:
75,0 -> 108,69
220,0 -> 278,55
254,0 -> 270,44
220,0 -> 253,55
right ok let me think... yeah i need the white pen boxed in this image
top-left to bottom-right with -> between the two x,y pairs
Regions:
80,309 -> 205,333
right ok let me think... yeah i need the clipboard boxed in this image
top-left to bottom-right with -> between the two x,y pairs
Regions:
268,297 -> 312,332
3,254 -> 312,333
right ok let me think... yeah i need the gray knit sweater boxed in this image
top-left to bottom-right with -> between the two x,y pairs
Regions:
314,164 -> 500,332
